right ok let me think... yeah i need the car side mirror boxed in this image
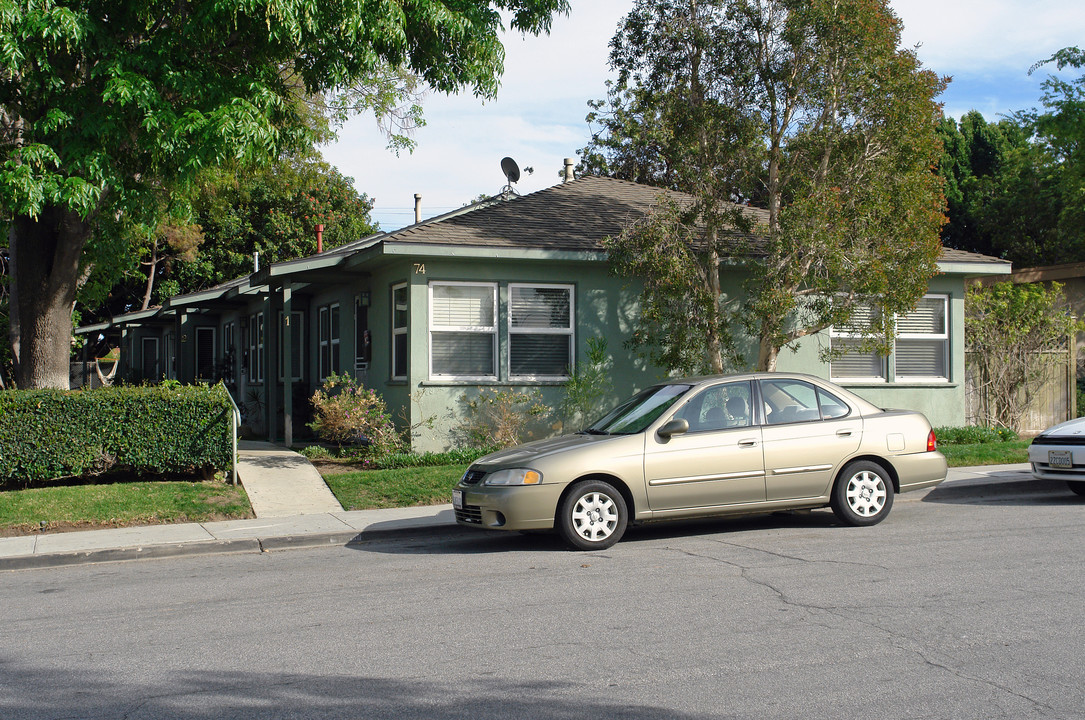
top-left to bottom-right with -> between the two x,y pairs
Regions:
657,418 -> 689,438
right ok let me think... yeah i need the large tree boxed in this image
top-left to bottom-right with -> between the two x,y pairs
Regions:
1,0 -> 568,389
587,0 -> 946,373
935,48 -> 1085,268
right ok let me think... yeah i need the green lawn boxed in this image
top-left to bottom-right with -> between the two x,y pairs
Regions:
322,464 -> 468,510
940,439 -> 1030,467
0,479 -> 252,536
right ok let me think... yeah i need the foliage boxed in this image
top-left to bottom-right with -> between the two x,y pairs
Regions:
0,0 -> 569,388
307,373 -> 400,454
458,389 -> 549,449
933,426 -> 1019,445
966,281 -> 1083,431
145,156 -> 379,307
936,48 -> 1085,267
585,0 -> 946,373
302,445 -> 495,470
0,383 -> 234,483
559,337 -> 614,430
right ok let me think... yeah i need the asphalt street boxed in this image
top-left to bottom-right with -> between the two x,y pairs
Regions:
1,475 -> 1082,720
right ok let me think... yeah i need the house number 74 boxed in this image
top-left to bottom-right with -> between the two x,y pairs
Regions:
414,263 -> 426,275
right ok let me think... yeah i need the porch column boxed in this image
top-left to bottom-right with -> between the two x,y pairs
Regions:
282,282 -> 294,447
264,291 -> 280,443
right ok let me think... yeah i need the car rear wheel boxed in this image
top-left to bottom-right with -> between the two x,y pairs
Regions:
558,480 -> 628,551
831,461 -> 894,526
1068,480 -> 1085,497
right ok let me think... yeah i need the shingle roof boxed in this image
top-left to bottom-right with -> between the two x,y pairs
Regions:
378,175 -> 1008,267
383,175 -> 769,252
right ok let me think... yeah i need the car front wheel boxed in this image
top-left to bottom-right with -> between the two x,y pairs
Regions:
558,480 -> 628,551
1068,480 -> 1085,497
831,461 -> 894,526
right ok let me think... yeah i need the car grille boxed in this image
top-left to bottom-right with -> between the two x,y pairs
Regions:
1033,436 -> 1085,446
461,468 -> 487,485
455,505 -> 482,524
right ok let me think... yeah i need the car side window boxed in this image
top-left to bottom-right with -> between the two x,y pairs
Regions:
761,379 -> 823,425
818,388 -> 850,419
678,381 -> 752,432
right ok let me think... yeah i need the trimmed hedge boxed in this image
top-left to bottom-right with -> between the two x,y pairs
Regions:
0,384 -> 234,483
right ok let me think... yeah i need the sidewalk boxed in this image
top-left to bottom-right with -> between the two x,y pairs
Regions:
0,462 -> 1035,571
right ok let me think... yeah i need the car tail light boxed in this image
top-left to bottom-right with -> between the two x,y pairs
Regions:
927,429 -> 937,452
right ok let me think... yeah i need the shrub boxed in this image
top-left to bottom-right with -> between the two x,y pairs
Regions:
934,426 -> 1019,445
0,383 -> 234,484
560,336 -> 613,431
458,388 -> 549,448
307,373 -> 401,454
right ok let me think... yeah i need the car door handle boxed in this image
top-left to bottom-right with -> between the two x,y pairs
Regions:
836,429 -> 853,437
738,438 -> 759,448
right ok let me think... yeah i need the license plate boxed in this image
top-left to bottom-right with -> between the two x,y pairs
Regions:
452,489 -> 464,510
1049,450 -> 1073,468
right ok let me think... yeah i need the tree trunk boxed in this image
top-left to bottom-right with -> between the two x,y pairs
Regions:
6,224 -> 19,380
141,238 -> 158,311
11,204 -> 92,389
757,336 -> 779,372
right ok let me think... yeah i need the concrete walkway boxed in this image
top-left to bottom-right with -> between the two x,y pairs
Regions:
237,441 -> 343,517
0,462 -> 1044,571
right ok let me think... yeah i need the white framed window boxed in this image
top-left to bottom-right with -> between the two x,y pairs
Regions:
429,281 -> 497,380
318,303 -> 340,379
508,283 -> 574,379
830,305 -> 887,381
895,295 -> 948,381
277,311 -> 304,381
249,312 -> 265,383
392,283 -> 408,380
830,294 -> 949,383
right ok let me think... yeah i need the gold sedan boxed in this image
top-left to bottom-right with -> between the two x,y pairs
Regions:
453,373 -> 947,550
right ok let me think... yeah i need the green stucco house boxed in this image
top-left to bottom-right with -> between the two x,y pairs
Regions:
77,175 -> 1011,451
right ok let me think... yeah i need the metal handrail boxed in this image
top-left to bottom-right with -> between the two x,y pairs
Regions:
219,383 -> 242,486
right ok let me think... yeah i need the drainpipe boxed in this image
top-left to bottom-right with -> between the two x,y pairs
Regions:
316,224 -> 324,254
563,158 -> 575,183
414,194 -> 422,224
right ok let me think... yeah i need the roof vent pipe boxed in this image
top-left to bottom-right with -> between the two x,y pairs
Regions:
563,157 -> 575,183
316,223 -> 324,254
254,250 -> 259,272
414,194 -> 422,224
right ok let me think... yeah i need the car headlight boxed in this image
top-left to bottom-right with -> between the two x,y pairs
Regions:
484,468 -> 543,486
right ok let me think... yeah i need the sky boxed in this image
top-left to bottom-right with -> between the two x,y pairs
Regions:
321,0 -> 1085,232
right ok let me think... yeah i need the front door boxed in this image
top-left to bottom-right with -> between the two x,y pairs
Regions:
644,381 -> 766,512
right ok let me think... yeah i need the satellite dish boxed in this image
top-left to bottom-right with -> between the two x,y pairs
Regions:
501,156 -> 521,184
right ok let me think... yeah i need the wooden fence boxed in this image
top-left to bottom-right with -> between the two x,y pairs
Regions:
965,342 -> 1077,435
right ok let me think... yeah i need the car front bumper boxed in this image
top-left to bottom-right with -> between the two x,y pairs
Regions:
453,482 -> 566,531
1028,443 -> 1085,480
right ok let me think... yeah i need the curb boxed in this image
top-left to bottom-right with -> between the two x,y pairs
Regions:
0,538 -> 264,571
0,521 -> 464,572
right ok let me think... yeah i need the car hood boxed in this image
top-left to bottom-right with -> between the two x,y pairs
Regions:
1036,416 -> 1085,439
473,433 -> 622,468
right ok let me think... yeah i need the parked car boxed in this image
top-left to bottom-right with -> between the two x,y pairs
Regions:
1027,417 -> 1085,497
452,373 -> 947,550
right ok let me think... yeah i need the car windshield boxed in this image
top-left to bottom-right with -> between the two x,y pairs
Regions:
584,384 -> 693,435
